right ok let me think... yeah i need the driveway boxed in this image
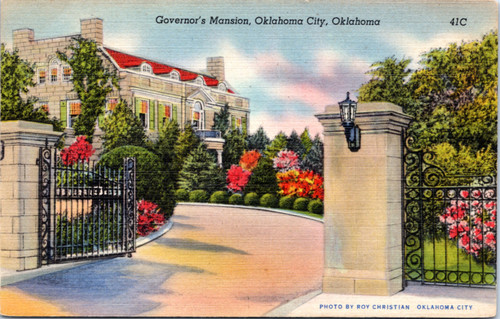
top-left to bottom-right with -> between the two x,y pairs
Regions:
1,205 -> 323,317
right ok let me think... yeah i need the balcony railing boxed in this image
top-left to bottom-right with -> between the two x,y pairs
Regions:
195,130 -> 223,140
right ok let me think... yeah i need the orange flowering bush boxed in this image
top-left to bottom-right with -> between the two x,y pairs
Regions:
239,150 -> 261,171
277,169 -> 324,200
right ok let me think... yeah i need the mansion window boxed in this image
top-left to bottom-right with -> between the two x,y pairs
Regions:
141,63 -> 152,74
63,66 -> 72,81
163,104 -> 171,125
68,100 -> 81,127
107,98 -> 118,112
192,101 -> 204,130
139,99 -> 149,128
38,69 -> 46,84
50,67 -> 58,83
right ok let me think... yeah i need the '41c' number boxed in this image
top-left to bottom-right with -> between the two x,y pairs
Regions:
450,18 -> 467,26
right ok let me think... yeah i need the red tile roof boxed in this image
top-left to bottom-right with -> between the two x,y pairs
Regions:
103,47 -> 225,89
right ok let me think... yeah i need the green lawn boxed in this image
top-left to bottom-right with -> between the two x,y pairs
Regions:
408,239 -> 496,285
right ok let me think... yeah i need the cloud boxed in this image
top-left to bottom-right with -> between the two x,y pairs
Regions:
265,83 -> 334,113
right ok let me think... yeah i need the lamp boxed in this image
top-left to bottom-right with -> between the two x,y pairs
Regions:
338,92 -> 361,152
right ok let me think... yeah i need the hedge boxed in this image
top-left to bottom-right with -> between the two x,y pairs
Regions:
189,190 -> 209,203
293,197 -> 310,211
260,193 -> 279,208
209,191 -> 229,204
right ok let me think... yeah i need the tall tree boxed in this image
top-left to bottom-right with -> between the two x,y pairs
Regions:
101,100 -> 146,152
212,103 -> 230,137
175,123 -> 200,172
1,44 -> 62,130
286,129 -> 305,159
300,128 -> 313,157
264,131 -> 287,158
153,120 -> 181,217
247,126 -> 271,153
222,129 -> 247,170
245,157 -> 279,196
302,134 -> 324,175
57,37 -> 119,140
178,144 -> 225,193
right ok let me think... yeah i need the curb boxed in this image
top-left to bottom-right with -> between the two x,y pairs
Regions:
1,220 -> 173,287
265,289 -> 322,317
177,202 -> 324,223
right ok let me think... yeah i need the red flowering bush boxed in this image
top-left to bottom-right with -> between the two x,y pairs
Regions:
273,150 -> 300,172
60,136 -> 95,166
226,165 -> 252,193
239,150 -> 261,172
137,199 -> 165,237
277,169 -> 324,200
439,189 -> 496,264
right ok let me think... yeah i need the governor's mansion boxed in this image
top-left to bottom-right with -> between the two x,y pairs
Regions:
12,18 -> 250,162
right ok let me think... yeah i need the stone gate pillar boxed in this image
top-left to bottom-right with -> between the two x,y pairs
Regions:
0,121 -> 62,271
316,102 -> 412,296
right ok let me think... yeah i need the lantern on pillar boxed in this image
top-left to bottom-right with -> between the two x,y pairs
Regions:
338,92 -> 361,152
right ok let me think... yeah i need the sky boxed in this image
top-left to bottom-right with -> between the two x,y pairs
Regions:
1,0 -> 498,138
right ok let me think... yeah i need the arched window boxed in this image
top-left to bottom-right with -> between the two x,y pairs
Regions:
141,62 -> 152,74
170,70 -> 180,80
192,101 -> 204,130
217,82 -> 227,92
195,76 -> 205,86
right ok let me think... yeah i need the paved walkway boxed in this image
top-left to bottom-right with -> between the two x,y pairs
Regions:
0,205 -> 323,317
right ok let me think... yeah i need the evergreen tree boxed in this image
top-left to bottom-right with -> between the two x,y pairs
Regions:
264,131 -> 287,158
302,134 -> 324,175
1,44 -> 62,130
286,129 -> 305,159
212,103 -> 230,137
178,144 -> 225,193
57,37 -> 119,140
245,157 -> 279,196
300,128 -> 313,157
102,100 -> 146,152
175,123 -> 200,172
153,120 -> 181,217
222,129 -> 247,170
247,126 -> 271,153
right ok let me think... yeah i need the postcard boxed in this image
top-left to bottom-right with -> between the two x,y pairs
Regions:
0,0 -> 497,317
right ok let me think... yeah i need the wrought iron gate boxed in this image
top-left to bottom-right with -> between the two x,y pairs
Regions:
403,134 -> 496,287
38,142 -> 136,265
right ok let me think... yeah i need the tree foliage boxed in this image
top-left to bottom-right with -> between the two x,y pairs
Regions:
222,129 -> 247,170
264,131 -> 287,158
178,144 -> 225,193
57,37 -> 119,140
286,130 -> 305,159
101,100 -> 146,152
247,126 -> 270,153
302,134 -> 324,175
358,32 -> 497,176
174,123 -> 200,172
1,44 -> 62,130
245,157 -> 279,196
212,103 -> 230,136
300,128 -> 313,157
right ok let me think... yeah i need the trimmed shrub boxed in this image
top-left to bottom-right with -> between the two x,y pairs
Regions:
308,199 -> 324,215
209,191 -> 229,204
244,192 -> 260,206
189,190 -> 209,203
279,196 -> 295,209
228,194 -> 244,205
175,189 -> 189,202
293,197 -> 310,211
260,193 -> 279,208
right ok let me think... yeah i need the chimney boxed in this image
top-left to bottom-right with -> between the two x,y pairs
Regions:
12,29 -> 34,50
207,57 -> 225,81
80,18 -> 103,46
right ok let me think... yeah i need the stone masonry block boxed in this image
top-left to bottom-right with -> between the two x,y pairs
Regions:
0,164 -> 25,182
14,215 -> 38,233
23,233 -> 39,250
0,217 -> 14,234
323,276 -> 355,294
0,256 -> 24,270
13,181 -> 38,200
1,233 -> 23,250
24,256 -> 39,270
0,182 -> 15,200
0,199 -> 23,216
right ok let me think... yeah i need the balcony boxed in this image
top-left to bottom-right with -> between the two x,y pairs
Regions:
195,130 -> 222,140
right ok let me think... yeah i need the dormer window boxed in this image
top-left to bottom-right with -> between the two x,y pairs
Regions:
217,82 -> 227,92
195,76 -> 205,86
141,63 -> 152,74
170,70 -> 180,80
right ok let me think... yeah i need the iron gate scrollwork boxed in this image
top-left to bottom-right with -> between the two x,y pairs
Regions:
38,145 -> 137,264
403,133 -> 496,287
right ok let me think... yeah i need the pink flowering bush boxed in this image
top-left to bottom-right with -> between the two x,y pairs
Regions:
273,150 -> 300,172
137,200 -> 165,237
226,165 -> 252,193
60,136 -> 95,166
439,189 -> 496,264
